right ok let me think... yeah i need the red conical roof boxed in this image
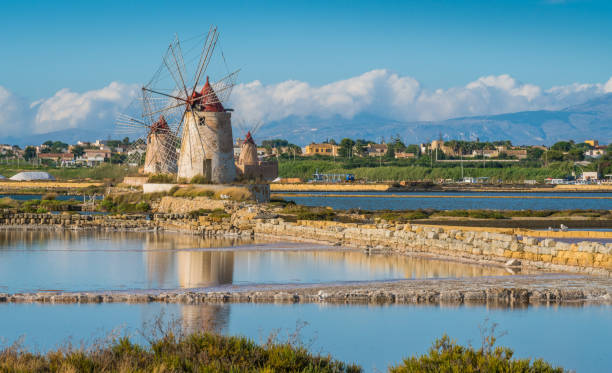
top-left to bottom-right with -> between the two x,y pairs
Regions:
150,115 -> 170,134
244,131 -> 255,145
200,76 -> 225,112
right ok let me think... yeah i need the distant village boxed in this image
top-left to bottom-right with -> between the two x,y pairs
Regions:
0,136 -> 609,182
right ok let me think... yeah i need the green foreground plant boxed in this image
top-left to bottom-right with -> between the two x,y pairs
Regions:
0,331 -> 567,373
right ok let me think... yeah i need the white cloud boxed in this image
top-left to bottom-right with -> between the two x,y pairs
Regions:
604,77 -> 612,93
229,69 -> 612,123
0,86 -> 33,136
1,72 -> 611,140
32,82 -> 138,134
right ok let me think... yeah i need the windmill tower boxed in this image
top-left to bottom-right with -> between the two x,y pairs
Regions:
237,131 -> 258,166
233,119 -> 278,181
177,76 -> 235,183
116,108 -> 179,174
143,115 -> 177,174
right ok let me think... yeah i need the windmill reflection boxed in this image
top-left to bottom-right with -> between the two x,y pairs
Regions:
144,234 -> 238,289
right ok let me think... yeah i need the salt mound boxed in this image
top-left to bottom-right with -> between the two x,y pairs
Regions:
9,171 -> 56,181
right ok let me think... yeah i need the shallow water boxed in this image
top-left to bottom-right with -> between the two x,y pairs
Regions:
0,302 -> 609,372
0,231 -> 511,293
276,191 -> 612,210
0,194 -> 102,201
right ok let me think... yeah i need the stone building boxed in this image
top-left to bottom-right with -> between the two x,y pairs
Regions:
144,115 -> 177,174
235,132 -> 278,181
303,143 -> 339,156
177,77 -> 236,183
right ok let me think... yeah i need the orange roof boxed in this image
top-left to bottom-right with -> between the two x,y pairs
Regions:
200,76 -> 224,112
244,131 -> 255,145
150,115 -> 170,134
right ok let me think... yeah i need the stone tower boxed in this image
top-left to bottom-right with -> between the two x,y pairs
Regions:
177,77 -> 236,183
144,115 -> 177,174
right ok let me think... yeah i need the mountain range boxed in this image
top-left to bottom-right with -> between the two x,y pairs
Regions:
3,94 -> 611,147
256,93 -> 612,146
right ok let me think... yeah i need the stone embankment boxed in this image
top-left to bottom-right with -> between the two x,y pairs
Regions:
0,211 -> 250,238
1,275 -> 610,306
254,220 -> 612,277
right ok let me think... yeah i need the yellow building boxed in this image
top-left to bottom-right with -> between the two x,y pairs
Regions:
303,143 -> 339,156
585,140 -> 599,147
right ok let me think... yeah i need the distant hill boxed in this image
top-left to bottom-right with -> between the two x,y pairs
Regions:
256,93 -> 612,146
4,94 -> 611,147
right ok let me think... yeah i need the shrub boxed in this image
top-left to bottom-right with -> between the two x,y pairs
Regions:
172,187 -> 215,198
41,192 -> 57,200
379,210 -> 430,222
214,186 -> 254,201
190,175 -> 209,184
468,210 -> 507,219
282,205 -> 336,221
390,334 -> 565,372
437,210 -> 470,217
0,332 -> 361,372
0,197 -> 19,209
147,173 -> 176,183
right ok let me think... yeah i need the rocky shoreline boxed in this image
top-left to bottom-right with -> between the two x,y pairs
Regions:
1,275 -> 610,306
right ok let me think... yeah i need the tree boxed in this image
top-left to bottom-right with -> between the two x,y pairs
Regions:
527,147 -> 544,161
551,141 -> 572,152
24,146 -> 37,160
546,150 -> 565,162
72,145 -> 85,158
565,148 -> 585,162
338,138 -> 355,158
405,144 -> 420,155
122,137 -> 130,145
261,139 -> 289,148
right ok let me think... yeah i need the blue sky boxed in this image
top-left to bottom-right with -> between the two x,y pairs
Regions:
2,0 -> 612,141
2,0 -> 612,99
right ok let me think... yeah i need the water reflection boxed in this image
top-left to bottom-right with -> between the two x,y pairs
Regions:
1,231 -> 511,294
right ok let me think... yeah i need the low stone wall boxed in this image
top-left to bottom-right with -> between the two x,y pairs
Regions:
122,176 -> 149,186
0,211 -> 251,238
270,183 -> 390,192
254,220 -> 612,276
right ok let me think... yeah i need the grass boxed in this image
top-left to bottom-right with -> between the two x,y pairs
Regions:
214,186 -> 254,201
281,204 -> 337,221
277,159 -> 571,182
187,208 -> 231,221
0,163 -> 132,182
172,186 -> 216,198
0,197 -> 80,213
147,173 -> 176,183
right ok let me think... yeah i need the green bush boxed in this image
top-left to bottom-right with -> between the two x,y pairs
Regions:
41,192 -> 57,200
0,332 -> 361,372
390,335 -> 564,372
172,187 -> 215,198
147,173 -> 176,183
468,210 -> 507,219
190,175 -> 209,184
0,197 -> 19,209
379,210 -> 430,222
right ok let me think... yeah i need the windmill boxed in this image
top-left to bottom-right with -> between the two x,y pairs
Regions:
233,117 -> 265,165
116,26 -> 240,182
